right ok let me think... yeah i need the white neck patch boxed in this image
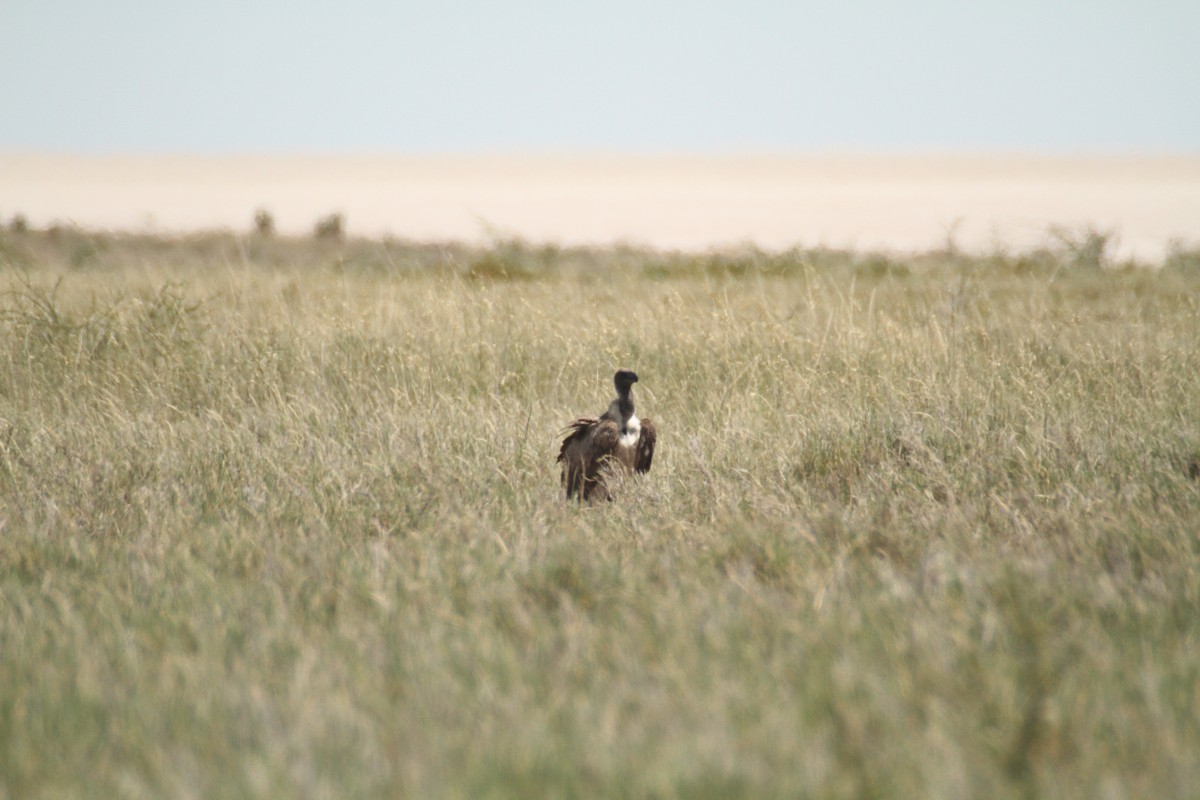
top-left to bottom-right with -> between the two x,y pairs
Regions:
619,414 -> 641,447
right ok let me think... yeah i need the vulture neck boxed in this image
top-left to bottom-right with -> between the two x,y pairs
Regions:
604,386 -> 636,426
612,385 -> 641,447
616,386 -> 635,421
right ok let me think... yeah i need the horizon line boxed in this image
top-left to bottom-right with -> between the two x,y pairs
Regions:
4,146 -> 1200,160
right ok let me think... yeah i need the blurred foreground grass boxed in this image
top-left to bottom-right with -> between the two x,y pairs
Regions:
1,228 -> 1199,798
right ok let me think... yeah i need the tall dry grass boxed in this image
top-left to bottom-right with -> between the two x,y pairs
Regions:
1,229 -> 1199,798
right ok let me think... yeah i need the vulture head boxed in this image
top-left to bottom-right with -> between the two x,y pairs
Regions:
613,369 -> 639,396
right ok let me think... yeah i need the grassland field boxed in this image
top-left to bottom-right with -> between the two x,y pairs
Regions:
1,226 -> 1199,799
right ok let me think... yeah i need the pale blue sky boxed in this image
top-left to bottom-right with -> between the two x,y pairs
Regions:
2,0 -> 1197,153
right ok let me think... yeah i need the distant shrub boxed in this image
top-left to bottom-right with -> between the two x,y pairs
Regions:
640,250 -> 802,280
854,253 -> 910,279
977,248 -> 1057,277
702,254 -> 757,277
69,239 -> 103,270
313,213 -> 344,241
0,233 -> 34,269
9,214 -> 29,234
1050,225 -> 1115,271
1164,241 -> 1200,273
939,218 -> 964,257
465,250 -> 535,281
253,208 -> 275,237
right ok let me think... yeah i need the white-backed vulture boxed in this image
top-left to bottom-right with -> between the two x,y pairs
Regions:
557,369 -> 656,501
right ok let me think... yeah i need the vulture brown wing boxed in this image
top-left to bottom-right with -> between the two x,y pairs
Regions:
635,417 -> 656,473
558,417 -> 598,499
557,417 -> 599,465
583,420 -> 621,501
559,417 -> 622,500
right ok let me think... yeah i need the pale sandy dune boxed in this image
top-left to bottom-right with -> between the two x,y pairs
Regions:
2,153 -> 1198,260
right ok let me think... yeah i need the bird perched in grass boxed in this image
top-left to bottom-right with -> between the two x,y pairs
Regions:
557,369 -> 656,502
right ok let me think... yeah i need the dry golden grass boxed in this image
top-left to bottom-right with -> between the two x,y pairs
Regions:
1,228 -> 1199,798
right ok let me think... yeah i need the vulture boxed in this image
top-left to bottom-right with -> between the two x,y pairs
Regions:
557,369 -> 657,501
